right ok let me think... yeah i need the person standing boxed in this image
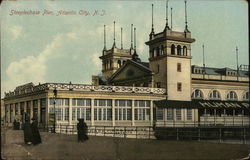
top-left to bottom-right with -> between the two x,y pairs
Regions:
31,118 -> 42,145
23,114 -> 33,145
77,119 -> 84,142
82,119 -> 89,140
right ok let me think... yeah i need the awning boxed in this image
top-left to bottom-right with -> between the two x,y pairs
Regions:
154,100 -> 249,109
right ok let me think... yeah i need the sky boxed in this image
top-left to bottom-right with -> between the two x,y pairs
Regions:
0,0 -> 249,98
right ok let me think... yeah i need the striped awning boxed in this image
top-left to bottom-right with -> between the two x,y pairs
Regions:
154,100 -> 249,109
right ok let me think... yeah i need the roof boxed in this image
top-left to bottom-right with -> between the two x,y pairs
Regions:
191,65 -> 249,77
108,59 -> 152,82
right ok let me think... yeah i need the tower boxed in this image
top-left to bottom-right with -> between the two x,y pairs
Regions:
145,1 -> 195,101
100,22 -> 134,79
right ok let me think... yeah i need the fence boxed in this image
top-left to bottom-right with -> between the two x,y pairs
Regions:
39,124 -> 250,144
41,125 -> 155,139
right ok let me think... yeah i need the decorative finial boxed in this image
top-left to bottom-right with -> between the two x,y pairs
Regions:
164,0 -> 170,30
171,7 -> 173,29
202,44 -> 206,76
150,4 -> 155,40
184,0 -> 190,32
131,24 -> 133,49
113,21 -> 116,48
121,27 -> 123,49
103,25 -> 106,50
151,4 -> 154,33
236,46 -> 239,70
134,27 -> 136,51
236,46 -> 239,80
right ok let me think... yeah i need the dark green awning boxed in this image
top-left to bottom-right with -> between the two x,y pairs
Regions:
154,100 -> 249,109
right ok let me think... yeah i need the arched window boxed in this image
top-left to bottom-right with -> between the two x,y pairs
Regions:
209,90 -> 221,100
183,46 -> 187,56
243,92 -> 249,101
171,44 -> 175,55
123,60 -> 126,65
156,47 -> 160,56
177,45 -> 182,56
117,60 -> 121,68
226,91 -> 238,100
161,45 -> 165,55
110,61 -> 112,68
151,49 -> 154,58
191,89 -> 204,99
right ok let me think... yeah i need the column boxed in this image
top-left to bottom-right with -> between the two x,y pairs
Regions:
12,104 -> 15,121
24,101 -> 27,113
37,99 -> 41,123
7,104 -> 10,123
69,98 -> 72,125
18,102 -> 21,121
132,99 -> 135,126
46,98 -> 49,126
91,99 -> 94,126
150,100 -> 153,126
112,99 -> 115,126
30,100 -> 33,120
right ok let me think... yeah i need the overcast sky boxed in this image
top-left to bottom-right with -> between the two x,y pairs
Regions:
1,0 -> 248,97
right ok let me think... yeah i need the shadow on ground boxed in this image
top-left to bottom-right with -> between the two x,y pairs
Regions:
2,129 -> 250,160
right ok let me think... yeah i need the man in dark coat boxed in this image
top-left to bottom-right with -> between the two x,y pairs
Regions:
82,119 -> 89,140
77,119 -> 88,142
31,118 -> 42,145
23,115 -> 33,145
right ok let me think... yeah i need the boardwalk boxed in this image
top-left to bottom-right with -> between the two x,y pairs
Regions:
1,129 -> 250,160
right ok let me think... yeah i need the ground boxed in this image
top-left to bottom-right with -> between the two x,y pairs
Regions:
1,128 -> 250,160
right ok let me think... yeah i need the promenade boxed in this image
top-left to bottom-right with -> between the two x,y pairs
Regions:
1,129 -> 249,160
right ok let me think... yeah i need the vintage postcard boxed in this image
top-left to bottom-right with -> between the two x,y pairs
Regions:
1,0 -> 249,159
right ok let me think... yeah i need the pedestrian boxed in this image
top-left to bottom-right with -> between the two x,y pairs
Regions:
82,119 -> 89,140
77,118 -> 89,142
23,115 -> 33,145
31,118 -> 42,145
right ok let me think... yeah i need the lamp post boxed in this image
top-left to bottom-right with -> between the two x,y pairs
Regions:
53,87 -> 57,133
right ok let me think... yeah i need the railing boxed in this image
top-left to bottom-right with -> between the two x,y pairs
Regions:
43,125 -> 155,139
155,118 -> 250,127
5,83 -> 166,98
38,124 -> 250,144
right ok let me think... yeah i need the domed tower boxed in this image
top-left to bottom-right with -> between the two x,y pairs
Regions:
145,1 -> 195,101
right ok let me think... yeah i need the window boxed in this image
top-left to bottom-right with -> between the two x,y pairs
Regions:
156,82 -> 161,88
167,108 -> 174,120
134,100 -> 150,121
243,92 -> 249,101
209,90 -> 221,100
177,82 -> 182,92
157,64 -> 160,73
171,44 -> 175,55
151,49 -> 154,58
187,109 -> 192,120
177,63 -> 181,72
64,108 -> 69,121
156,108 -> 164,120
156,47 -> 160,56
191,89 -> 204,99
161,45 -> 165,55
183,46 -> 187,56
15,103 -> 18,116
72,98 -> 91,121
115,100 -> 132,121
72,108 -> 76,121
177,45 -> 182,56
226,91 -> 238,100
118,60 -> 121,68
176,109 -> 182,120
94,99 -> 112,121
